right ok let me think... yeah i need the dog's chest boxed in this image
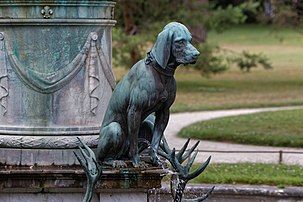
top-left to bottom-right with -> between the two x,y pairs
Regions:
146,65 -> 176,107
159,90 -> 169,102
156,77 -> 175,104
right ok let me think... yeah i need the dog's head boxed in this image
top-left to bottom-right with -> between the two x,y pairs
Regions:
150,22 -> 200,69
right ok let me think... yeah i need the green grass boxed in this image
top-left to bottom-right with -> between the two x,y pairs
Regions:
208,24 -> 303,46
171,24 -> 303,112
170,67 -> 303,112
189,163 -> 303,187
179,109 -> 303,147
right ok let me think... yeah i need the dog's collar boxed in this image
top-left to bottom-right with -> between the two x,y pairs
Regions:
145,53 -> 175,77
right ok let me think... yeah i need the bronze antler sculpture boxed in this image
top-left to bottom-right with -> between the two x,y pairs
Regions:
74,138 -> 102,202
159,138 -> 215,202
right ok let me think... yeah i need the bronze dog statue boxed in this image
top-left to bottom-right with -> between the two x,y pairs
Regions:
97,22 -> 200,167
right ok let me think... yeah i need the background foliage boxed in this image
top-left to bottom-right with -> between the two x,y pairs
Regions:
113,0 -> 276,75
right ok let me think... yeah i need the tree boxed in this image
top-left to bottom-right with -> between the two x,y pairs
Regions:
113,0 -> 271,75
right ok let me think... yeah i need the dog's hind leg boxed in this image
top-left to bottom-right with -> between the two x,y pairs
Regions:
96,122 -> 127,168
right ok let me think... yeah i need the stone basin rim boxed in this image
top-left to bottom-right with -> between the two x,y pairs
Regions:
0,1 -> 116,6
0,126 -> 100,135
0,134 -> 99,149
0,19 -> 117,26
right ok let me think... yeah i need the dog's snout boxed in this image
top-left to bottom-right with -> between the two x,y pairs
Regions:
193,51 -> 200,59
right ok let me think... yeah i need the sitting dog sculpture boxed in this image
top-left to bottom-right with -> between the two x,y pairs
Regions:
97,22 -> 200,167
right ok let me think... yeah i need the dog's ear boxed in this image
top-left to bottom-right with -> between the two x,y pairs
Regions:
151,29 -> 173,69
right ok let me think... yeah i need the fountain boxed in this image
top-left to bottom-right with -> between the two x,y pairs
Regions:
0,0 -> 116,165
0,1 -> 213,201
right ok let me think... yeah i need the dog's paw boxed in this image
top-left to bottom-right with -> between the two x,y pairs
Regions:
103,160 -> 127,168
112,160 -> 127,168
149,150 -> 165,166
151,156 -> 166,167
132,159 -> 148,168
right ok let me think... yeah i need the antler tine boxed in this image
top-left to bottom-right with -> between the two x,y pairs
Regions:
92,157 -> 102,177
160,137 -> 172,155
157,149 -> 170,160
73,150 -> 87,170
78,145 -> 90,161
181,141 -> 200,163
77,137 -> 95,158
176,138 -> 190,163
169,148 -> 183,172
199,186 -> 215,202
185,149 -> 198,173
177,185 -> 215,202
188,156 -> 211,181
192,186 -> 215,202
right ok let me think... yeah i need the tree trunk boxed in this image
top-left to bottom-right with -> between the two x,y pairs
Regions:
122,0 -> 137,35
122,0 -> 140,65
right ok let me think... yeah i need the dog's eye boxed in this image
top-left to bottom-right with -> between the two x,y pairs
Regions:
175,39 -> 185,43
175,39 -> 186,46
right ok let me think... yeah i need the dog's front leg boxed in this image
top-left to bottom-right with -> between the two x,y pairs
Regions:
150,109 -> 169,165
127,105 -> 144,167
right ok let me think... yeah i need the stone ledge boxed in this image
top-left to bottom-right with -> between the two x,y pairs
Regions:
0,166 -> 165,193
152,183 -> 303,201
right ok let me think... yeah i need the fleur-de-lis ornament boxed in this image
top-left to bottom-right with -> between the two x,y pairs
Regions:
41,6 -> 53,19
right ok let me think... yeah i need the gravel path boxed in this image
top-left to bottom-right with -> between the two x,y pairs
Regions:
164,106 -> 303,165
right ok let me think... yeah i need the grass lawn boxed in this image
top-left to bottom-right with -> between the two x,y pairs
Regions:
179,109 -> 303,147
171,67 -> 303,112
113,25 -> 303,113
189,163 -> 303,187
208,24 -> 303,46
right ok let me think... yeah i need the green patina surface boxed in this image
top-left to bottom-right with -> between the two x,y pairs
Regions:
0,1 -> 115,150
0,0 -> 115,18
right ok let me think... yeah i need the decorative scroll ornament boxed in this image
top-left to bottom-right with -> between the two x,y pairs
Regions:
0,32 -> 8,116
97,40 -> 116,90
88,32 -> 116,114
88,33 -> 101,115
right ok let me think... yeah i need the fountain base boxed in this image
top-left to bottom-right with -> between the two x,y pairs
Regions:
0,165 -> 165,202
